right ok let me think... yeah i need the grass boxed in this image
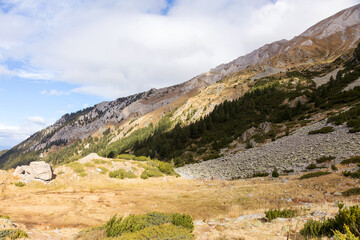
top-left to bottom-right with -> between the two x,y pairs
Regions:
97,166 -> 108,174
67,162 -> 87,177
342,187 -> 360,197
299,171 -> 331,179
109,169 -> 137,179
92,159 -> 108,164
308,126 -> 334,135
14,182 -> 25,187
265,208 -> 298,221
0,229 -> 28,239
0,215 -> 9,219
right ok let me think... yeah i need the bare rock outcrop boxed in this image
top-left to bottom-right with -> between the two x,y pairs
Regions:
13,161 -> 53,183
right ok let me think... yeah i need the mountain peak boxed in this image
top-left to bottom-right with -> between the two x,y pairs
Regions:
300,4 -> 360,39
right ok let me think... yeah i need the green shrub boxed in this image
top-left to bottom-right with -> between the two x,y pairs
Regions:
308,126 -> 334,135
105,212 -> 194,238
299,171 -> 331,179
343,187 -> 360,197
109,169 -> 137,179
332,164 -> 338,171
14,182 -> 25,187
272,168 -> 279,178
84,162 -> 95,168
343,170 -> 360,178
317,156 -> 336,164
333,225 -> 359,240
97,167 -> 108,174
117,154 -> 150,161
265,209 -> 297,221
300,204 -> 360,238
140,168 -> 163,179
157,161 -> 173,175
0,229 -> 28,239
306,163 -> 318,170
251,172 -> 269,178
171,213 -> 194,231
116,224 -> 194,240
341,156 -> 360,165
0,215 -> 9,219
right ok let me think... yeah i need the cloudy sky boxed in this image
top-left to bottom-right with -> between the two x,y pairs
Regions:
0,0 -> 358,149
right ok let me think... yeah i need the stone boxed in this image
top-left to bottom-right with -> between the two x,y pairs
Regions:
259,122 -> 272,134
13,161 -> 53,183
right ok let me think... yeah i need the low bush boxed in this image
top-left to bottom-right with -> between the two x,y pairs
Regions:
343,170 -> 360,178
300,204 -> 360,238
0,215 -> 9,219
316,155 -> 336,164
0,229 -> 28,239
97,166 -> 108,174
14,182 -> 25,187
265,208 -> 297,221
109,169 -> 137,179
306,163 -> 318,170
272,168 -> 279,178
116,224 -> 194,240
105,212 -> 194,238
251,172 -> 269,178
299,171 -> 331,179
140,168 -> 163,179
331,164 -> 338,171
157,161 -> 174,175
308,126 -> 334,135
342,187 -> 360,197
333,225 -> 359,240
341,156 -> 360,165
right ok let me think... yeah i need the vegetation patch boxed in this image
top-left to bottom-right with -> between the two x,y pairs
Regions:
341,156 -> 360,165
342,187 -> 360,197
97,166 -> 108,174
299,171 -> 331,179
0,215 -> 9,219
105,212 -> 194,239
67,162 -> 87,177
251,172 -> 269,178
316,155 -> 336,164
343,170 -> 360,179
0,229 -> 28,239
300,204 -> 360,238
265,208 -> 297,221
14,182 -> 25,187
109,169 -> 137,179
308,126 -> 334,135
92,159 -> 108,164
117,154 -> 150,161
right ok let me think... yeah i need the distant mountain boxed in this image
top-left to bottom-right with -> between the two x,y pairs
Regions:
1,4 -> 359,169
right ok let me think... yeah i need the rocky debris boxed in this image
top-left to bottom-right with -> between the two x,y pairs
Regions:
78,153 -> 107,164
176,120 -> 360,180
13,161 -> 53,183
312,68 -> 341,87
241,122 -> 272,142
342,77 -> 360,92
311,210 -> 328,217
0,218 -> 15,230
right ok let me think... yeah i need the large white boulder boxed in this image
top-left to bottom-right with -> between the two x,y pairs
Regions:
13,161 -> 53,183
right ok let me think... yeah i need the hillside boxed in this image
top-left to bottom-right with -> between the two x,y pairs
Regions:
0,4 -> 359,170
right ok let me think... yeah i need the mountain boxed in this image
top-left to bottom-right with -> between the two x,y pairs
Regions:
1,4 -> 359,169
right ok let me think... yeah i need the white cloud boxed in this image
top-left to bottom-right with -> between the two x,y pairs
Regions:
41,89 -> 69,96
26,116 -> 46,125
0,116 -> 48,146
0,0 -> 358,99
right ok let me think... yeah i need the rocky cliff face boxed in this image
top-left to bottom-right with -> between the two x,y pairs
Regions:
1,4 -> 360,168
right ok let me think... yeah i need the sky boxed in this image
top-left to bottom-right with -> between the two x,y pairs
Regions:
0,0 -> 358,149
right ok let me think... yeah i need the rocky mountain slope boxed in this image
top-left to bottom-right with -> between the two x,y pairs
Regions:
0,4 -> 359,169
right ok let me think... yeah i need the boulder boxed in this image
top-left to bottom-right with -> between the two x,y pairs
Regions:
259,122 -> 272,134
13,161 -> 53,183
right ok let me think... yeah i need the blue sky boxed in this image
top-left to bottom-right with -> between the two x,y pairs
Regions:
0,0 -> 358,148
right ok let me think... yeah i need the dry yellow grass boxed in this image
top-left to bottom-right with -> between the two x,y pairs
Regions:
0,163 -> 359,239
